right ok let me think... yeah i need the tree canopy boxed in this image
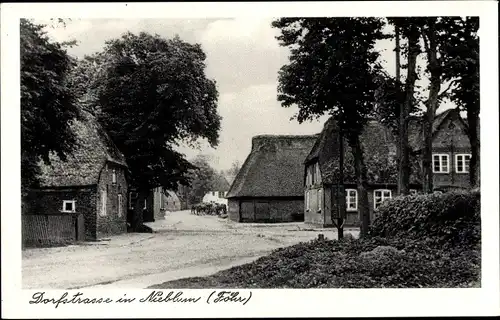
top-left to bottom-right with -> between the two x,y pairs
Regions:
20,19 -> 80,193
272,17 -> 387,237
78,32 -> 222,194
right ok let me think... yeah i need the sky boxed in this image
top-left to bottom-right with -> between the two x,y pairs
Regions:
39,18 -> 454,172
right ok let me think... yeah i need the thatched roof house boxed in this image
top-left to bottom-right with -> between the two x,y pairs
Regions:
226,134 -> 317,223
304,108 -> 475,228
26,110 -> 129,242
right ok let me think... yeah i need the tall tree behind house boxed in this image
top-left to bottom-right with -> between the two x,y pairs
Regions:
272,17 -> 388,237
73,32 -> 222,231
20,19 -> 80,196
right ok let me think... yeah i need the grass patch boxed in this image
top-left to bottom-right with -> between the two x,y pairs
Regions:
150,190 -> 480,289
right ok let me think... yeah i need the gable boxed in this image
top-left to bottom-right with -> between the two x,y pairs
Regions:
432,110 -> 470,149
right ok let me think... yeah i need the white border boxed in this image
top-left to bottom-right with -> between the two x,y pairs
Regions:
2,1 -> 499,318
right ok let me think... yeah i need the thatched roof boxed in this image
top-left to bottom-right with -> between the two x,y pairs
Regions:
226,135 -> 318,198
308,108 -> 472,186
212,173 -> 231,192
307,117 -> 419,185
37,110 -> 127,188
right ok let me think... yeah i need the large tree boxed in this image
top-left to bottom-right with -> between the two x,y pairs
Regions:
20,19 -> 80,195
81,32 -> 221,229
440,17 -> 480,188
272,17 -> 387,237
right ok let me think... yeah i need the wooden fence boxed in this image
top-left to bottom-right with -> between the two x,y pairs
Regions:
22,214 -> 84,248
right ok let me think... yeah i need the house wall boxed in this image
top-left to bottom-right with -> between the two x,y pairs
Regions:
26,187 -> 97,240
304,184 -> 399,228
228,197 -> 304,222
96,162 -> 128,238
202,191 -> 228,206
431,115 -> 472,190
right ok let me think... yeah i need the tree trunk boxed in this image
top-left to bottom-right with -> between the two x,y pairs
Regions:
422,22 -> 440,193
467,109 -> 480,188
131,190 -> 147,231
399,26 -> 419,195
349,134 -> 370,237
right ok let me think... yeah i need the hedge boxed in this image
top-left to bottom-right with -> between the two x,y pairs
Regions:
369,190 -> 480,248
150,236 -> 480,289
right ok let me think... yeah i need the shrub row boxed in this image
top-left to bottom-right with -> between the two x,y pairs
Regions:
369,190 -> 480,248
152,236 -> 480,289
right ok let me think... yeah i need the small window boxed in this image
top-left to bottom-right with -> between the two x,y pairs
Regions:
455,154 -> 471,173
118,194 -> 123,217
317,189 -> 323,212
433,154 -> 449,173
346,189 -> 358,211
374,189 -> 392,210
112,169 -> 117,184
305,190 -> 310,212
100,190 -> 107,216
62,200 -> 76,213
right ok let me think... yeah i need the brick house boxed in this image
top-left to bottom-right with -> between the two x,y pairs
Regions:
25,110 -> 129,243
226,135 -> 317,222
130,188 -> 181,222
304,108 -> 476,227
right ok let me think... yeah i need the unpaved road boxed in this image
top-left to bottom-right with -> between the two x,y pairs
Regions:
22,210 -> 358,289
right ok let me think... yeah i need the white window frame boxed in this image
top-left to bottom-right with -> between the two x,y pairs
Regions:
317,189 -> 323,213
112,169 -> 117,184
345,189 -> 358,211
455,154 -> 471,173
306,190 -> 310,212
432,153 -> 450,173
62,200 -> 76,213
374,189 -> 392,210
118,194 -> 123,217
100,190 -> 107,216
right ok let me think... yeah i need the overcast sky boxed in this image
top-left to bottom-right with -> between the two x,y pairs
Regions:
40,18 -> 454,172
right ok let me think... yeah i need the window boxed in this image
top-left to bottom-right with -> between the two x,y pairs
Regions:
112,169 -> 117,184
306,191 -> 310,211
374,189 -> 392,210
433,154 -> 449,173
100,190 -> 107,216
317,189 -> 323,212
62,200 -> 76,213
455,154 -> 471,173
346,189 -> 358,211
118,194 -> 123,217
409,189 -> 418,195
315,163 -> 321,184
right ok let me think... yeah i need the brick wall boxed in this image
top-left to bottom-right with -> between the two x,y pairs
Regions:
27,187 -> 98,240
96,162 -> 128,238
431,114 -> 472,190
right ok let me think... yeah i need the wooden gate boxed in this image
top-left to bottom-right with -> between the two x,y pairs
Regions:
254,202 -> 270,222
240,201 -> 254,222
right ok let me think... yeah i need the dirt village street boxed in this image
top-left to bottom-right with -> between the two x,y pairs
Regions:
22,210 -> 359,289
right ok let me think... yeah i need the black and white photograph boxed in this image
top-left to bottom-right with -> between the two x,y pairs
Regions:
1,1 -> 499,318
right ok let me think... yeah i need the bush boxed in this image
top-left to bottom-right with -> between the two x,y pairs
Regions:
151,236 -> 480,289
369,190 -> 480,247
